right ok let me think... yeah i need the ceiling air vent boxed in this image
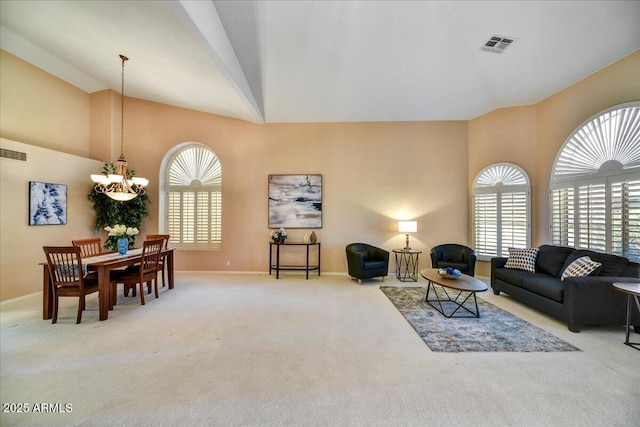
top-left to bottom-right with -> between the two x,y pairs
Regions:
482,35 -> 516,53
0,148 -> 27,161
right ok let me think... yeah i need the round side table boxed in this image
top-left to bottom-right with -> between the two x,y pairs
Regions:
392,249 -> 422,282
613,282 -> 640,350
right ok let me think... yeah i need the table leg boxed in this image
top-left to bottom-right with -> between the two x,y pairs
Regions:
305,244 -> 310,279
276,244 -> 280,279
97,266 -> 110,321
42,264 -> 53,320
425,282 -> 481,318
167,251 -> 174,289
625,294 -> 631,345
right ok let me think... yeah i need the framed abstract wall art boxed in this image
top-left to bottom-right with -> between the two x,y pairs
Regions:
268,174 -> 322,228
29,181 -> 67,225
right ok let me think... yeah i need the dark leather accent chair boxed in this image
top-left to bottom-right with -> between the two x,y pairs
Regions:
430,244 -> 477,277
346,243 -> 390,285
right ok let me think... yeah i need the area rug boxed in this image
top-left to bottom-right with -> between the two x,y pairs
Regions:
380,286 -> 580,353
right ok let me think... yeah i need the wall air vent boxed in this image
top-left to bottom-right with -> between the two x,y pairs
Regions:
482,35 -> 516,53
0,148 -> 27,161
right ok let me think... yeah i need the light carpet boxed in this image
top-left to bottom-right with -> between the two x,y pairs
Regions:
1,273 -> 639,426
380,286 -> 579,352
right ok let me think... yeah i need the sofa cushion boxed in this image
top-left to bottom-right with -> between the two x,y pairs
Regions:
536,245 -> 574,277
561,256 -> 602,281
520,275 -> 564,302
504,247 -> 539,273
494,267 -> 538,286
562,250 -> 628,277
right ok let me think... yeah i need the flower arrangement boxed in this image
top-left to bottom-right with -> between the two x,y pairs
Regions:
105,224 -> 139,253
271,227 -> 287,243
105,224 -> 140,238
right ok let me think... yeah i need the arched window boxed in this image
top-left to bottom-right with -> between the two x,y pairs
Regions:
473,163 -> 531,260
163,144 -> 222,250
550,102 -> 640,261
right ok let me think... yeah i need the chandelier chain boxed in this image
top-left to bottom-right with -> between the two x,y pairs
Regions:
120,54 -> 128,158
90,54 -> 148,202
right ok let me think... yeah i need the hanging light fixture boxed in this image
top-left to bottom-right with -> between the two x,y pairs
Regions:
91,54 -> 148,202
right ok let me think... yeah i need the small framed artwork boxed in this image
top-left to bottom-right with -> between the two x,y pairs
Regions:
29,181 -> 67,225
269,174 -> 322,228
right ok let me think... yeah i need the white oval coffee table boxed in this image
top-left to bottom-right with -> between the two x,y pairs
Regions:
420,268 -> 488,318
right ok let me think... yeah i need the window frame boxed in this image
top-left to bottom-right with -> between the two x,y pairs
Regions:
472,162 -> 531,261
160,143 -> 222,251
549,102 -> 640,261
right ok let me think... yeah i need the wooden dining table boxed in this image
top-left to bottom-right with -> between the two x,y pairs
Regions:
42,248 -> 175,321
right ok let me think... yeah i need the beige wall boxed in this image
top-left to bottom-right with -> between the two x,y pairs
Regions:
468,49 -> 640,277
0,138 -> 103,301
0,50 -> 90,156
104,99 -> 470,274
1,48 -> 638,301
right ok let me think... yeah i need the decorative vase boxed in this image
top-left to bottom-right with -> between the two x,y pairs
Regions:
303,234 -> 309,243
310,231 -> 317,243
117,237 -> 128,255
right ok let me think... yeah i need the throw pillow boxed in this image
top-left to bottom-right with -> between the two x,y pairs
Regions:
560,256 -> 602,281
504,247 -> 539,273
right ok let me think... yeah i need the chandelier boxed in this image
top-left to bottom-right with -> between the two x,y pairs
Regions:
91,55 -> 148,202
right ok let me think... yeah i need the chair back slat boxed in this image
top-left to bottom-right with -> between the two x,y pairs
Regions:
43,245 -> 98,324
146,234 -> 170,249
141,239 -> 164,278
72,237 -> 103,257
43,246 -> 83,285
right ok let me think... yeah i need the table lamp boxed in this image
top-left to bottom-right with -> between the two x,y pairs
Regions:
398,221 -> 417,250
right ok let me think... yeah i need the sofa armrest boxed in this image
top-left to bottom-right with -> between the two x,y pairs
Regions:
346,250 -> 365,267
370,247 -> 390,263
490,257 -> 508,287
563,276 -> 640,329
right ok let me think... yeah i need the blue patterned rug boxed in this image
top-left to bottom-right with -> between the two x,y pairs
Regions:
380,286 -> 580,353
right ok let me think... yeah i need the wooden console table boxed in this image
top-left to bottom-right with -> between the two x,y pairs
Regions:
269,242 -> 321,279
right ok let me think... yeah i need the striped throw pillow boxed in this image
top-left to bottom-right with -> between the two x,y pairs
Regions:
504,247 -> 539,273
561,256 -> 602,281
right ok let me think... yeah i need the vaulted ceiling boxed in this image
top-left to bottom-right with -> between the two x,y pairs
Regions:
1,1 -> 639,123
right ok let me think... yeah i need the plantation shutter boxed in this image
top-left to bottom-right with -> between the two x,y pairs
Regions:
549,103 -> 640,262
473,163 -> 530,259
551,187 -> 575,247
166,145 -> 222,250
474,193 -> 498,256
500,191 -> 528,255
577,183 -> 606,251
611,179 -> 640,261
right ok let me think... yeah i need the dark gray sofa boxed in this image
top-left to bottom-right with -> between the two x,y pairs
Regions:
491,245 -> 640,332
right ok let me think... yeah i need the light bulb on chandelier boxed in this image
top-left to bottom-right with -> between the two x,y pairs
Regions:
90,54 -> 148,202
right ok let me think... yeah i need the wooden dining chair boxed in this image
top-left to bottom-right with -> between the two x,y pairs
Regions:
111,238 -> 164,306
43,246 -> 100,324
146,234 -> 170,287
72,237 -> 104,257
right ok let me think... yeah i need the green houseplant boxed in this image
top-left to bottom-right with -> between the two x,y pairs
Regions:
88,163 -> 150,251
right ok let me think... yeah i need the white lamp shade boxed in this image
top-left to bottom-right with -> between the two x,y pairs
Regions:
106,191 -> 137,202
131,177 -> 149,186
107,174 -> 124,183
91,174 -> 108,184
398,221 -> 417,233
